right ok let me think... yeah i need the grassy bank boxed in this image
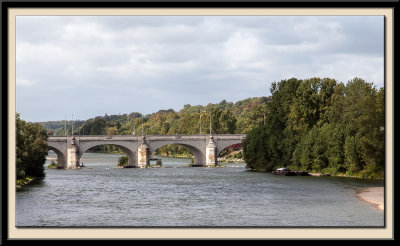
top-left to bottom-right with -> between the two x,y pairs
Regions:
16,176 -> 38,191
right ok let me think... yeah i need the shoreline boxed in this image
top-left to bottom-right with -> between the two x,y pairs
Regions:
16,176 -> 39,191
355,187 -> 384,212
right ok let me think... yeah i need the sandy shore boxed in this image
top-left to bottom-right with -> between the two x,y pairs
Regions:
355,187 -> 384,212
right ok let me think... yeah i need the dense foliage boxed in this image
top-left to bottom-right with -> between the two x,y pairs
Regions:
243,77 -> 385,179
16,113 -> 49,178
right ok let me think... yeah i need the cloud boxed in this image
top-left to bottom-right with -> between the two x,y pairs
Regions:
15,15 -> 384,122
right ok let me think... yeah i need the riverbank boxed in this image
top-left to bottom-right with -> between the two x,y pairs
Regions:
16,176 -> 38,191
355,187 -> 384,212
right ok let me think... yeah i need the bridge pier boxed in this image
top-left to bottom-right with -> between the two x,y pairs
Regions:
137,137 -> 150,168
67,137 -> 80,169
205,136 -> 217,166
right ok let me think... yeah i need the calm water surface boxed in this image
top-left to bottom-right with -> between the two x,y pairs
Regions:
16,152 -> 384,227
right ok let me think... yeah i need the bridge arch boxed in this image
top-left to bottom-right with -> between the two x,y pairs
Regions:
149,142 -> 206,166
78,143 -> 137,167
48,146 -> 67,168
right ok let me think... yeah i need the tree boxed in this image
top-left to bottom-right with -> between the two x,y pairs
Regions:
242,104 -> 268,132
267,78 -> 302,166
107,126 -> 118,135
287,77 -> 337,134
323,123 -> 346,173
341,78 -> 384,176
88,117 -> 107,135
344,135 -> 362,174
16,113 -> 48,178
243,124 -> 275,171
218,109 -> 237,134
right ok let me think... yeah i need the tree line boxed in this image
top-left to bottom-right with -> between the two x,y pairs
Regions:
242,77 -> 384,179
42,97 -> 270,136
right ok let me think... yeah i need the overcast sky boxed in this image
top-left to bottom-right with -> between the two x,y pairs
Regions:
16,15 -> 384,122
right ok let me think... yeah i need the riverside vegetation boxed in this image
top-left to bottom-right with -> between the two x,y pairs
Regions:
16,113 -> 49,190
18,76 -> 384,184
243,77 -> 384,179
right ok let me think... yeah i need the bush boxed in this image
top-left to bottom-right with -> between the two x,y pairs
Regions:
117,155 -> 128,167
48,160 -> 59,169
234,151 -> 243,159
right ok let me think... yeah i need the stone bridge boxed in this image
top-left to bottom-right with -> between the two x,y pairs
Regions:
47,134 -> 246,169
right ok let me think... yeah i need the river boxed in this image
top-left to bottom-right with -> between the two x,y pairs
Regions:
16,152 -> 384,227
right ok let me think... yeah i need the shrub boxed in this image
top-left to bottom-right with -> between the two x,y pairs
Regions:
117,155 -> 128,167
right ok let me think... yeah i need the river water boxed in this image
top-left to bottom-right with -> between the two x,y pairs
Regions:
16,152 -> 384,227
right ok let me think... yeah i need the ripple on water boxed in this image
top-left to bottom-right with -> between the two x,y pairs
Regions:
17,154 -> 384,227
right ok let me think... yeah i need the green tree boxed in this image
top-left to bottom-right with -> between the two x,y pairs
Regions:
341,78 -> 384,177
344,135 -> 362,174
107,126 -> 118,135
243,125 -> 270,171
241,104 -> 268,133
218,109 -> 237,134
80,117 -> 107,135
323,123 -> 346,173
16,113 -> 48,178
287,77 -> 336,132
266,78 -> 302,166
